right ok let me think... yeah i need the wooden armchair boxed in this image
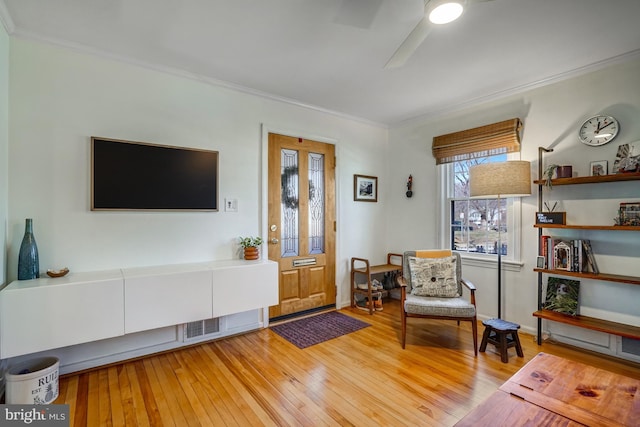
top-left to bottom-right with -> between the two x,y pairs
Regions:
397,250 -> 478,355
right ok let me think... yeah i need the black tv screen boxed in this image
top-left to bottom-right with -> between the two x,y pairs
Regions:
91,137 -> 218,211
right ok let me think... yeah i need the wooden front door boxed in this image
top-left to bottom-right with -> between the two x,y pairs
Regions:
267,133 -> 336,320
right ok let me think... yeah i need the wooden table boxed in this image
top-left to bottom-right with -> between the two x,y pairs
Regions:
455,352 -> 640,427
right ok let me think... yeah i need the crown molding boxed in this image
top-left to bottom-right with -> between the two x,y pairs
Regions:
9,28 -> 388,130
395,48 -> 640,127
5,13 -> 640,130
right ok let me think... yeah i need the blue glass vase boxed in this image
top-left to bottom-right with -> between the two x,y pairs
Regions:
18,218 -> 40,280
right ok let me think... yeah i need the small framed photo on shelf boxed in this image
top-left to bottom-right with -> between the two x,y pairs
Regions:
353,174 -> 378,202
590,160 -> 608,176
618,202 -> 640,226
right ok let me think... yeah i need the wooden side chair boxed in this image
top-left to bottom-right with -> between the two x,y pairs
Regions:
397,250 -> 478,355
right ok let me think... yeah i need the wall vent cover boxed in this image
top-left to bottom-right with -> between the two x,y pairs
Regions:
621,336 -> 640,357
184,318 -> 220,341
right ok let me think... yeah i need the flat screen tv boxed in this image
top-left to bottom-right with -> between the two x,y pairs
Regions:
91,137 -> 218,211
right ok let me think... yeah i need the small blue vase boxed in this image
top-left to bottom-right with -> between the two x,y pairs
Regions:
18,218 -> 40,280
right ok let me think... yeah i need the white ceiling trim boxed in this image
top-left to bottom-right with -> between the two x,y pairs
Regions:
397,48 -> 640,127
8,27 -> 389,130
5,15 -> 640,130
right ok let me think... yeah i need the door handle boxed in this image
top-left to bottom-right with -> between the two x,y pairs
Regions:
270,238 -> 279,244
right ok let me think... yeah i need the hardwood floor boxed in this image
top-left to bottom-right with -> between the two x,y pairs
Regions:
54,300 -> 640,426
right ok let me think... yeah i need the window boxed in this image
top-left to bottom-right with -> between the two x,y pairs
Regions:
439,153 -> 523,262
433,118 -> 525,264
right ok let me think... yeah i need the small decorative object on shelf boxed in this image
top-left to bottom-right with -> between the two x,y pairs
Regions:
613,143 -> 640,173
544,277 -> 580,316
18,218 -> 40,280
542,164 -> 560,188
239,236 -> 263,260
556,165 -> 572,178
536,211 -> 566,225
543,165 -> 573,187
46,268 -> 70,278
553,241 -> 572,271
615,202 -> 640,226
590,160 -> 608,176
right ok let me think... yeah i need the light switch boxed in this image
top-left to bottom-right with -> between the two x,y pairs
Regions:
224,198 -> 238,212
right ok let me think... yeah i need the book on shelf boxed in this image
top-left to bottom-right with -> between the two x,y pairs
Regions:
572,239 -> 587,273
582,239 -> 599,274
544,237 -> 558,271
540,235 -> 550,268
544,276 -> 580,316
539,237 -> 596,273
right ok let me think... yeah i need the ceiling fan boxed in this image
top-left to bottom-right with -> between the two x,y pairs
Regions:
385,0 -> 494,69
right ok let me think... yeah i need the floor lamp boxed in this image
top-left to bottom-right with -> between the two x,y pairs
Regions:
469,160 -> 531,319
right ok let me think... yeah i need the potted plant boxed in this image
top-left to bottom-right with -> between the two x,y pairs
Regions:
543,164 -> 560,188
239,236 -> 263,260
543,164 -> 573,188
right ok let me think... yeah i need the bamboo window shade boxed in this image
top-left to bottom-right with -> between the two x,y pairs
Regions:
432,118 -> 523,165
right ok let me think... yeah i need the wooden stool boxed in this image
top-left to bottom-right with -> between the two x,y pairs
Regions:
479,318 -> 524,363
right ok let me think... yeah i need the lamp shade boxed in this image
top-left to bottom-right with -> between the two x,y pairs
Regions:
469,161 -> 532,198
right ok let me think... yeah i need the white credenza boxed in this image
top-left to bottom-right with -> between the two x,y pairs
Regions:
0,270 -> 124,359
123,263 -> 214,334
0,259 -> 278,359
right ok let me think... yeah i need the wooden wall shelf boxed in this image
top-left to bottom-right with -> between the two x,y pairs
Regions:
534,148 -> 640,349
533,268 -> 640,286
533,172 -> 640,186
534,224 -> 640,231
533,309 -> 640,340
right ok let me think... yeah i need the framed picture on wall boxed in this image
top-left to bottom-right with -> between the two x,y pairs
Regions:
354,174 -> 378,202
590,160 -> 608,176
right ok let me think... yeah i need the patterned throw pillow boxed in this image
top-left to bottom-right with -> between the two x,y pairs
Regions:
409,256 -> 459,297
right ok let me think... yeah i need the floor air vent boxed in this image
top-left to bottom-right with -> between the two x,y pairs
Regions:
621,336 -> 640,358
184,318 -> 220,341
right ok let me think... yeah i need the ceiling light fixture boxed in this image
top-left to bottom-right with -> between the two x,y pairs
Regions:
427,0 -> 465,25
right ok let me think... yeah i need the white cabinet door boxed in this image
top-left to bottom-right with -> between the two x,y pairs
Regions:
211,260 -> 278,317
0,271 -> 124,359
123,264 -> 212,334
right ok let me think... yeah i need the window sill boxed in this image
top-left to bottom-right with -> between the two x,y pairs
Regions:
459,253 -> 525,272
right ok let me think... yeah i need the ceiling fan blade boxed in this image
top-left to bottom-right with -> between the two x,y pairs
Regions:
384,16 -> 432,69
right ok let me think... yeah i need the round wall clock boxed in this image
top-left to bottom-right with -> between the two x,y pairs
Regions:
578,115 -> 619,146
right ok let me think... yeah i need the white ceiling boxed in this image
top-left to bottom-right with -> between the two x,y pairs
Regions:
2,0 -> 640,126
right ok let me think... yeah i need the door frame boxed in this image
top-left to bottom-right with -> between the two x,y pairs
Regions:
260,124 -> 341,324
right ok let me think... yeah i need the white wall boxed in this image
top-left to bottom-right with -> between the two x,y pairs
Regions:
0,22 -> 8,287
387,57 -> 640,352
7,38 -> 389,312
5,34 -> 640,366
2,37 -> 392,372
